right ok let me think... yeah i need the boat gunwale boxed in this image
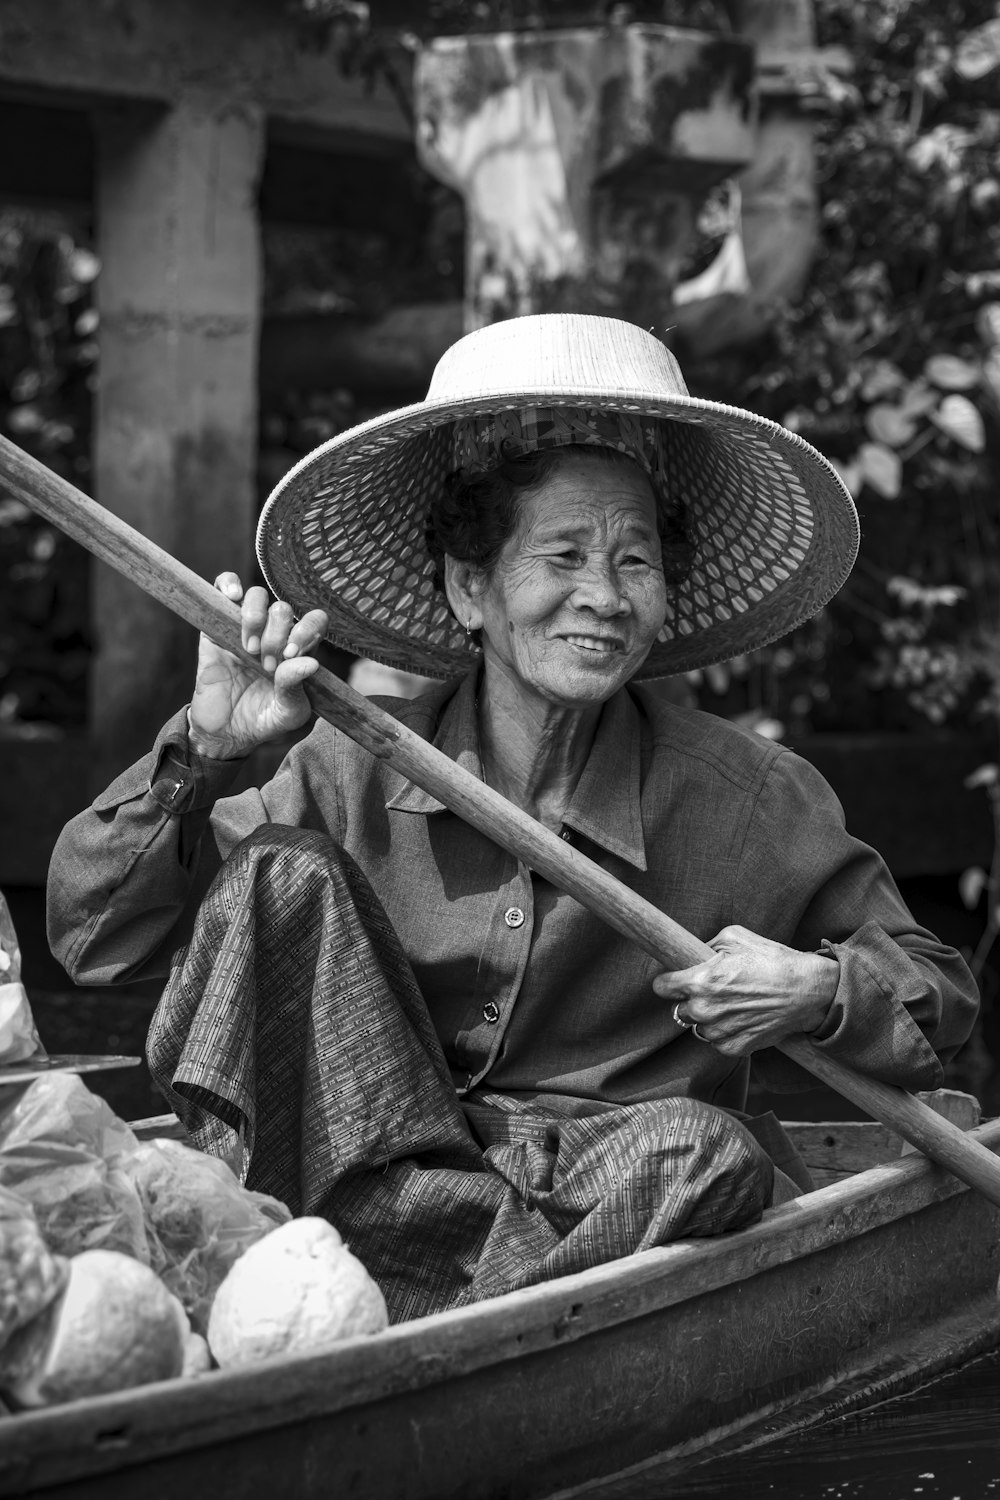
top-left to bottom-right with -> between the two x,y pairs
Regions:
2,1114 -> 999,1487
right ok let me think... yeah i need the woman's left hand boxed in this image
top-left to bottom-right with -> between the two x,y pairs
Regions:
652,925 -> 840,1056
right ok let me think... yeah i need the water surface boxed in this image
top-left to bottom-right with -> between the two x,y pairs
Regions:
587,1349 -> 1000,1499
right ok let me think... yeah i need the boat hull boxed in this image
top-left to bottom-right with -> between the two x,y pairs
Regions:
2,1119 -> 999,1498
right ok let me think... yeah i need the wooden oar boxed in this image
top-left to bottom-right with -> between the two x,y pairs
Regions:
5,430 -> 1000,1207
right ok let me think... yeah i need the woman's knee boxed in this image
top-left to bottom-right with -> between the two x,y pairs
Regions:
229,824 -> 349,871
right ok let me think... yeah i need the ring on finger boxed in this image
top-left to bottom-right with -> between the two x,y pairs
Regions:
672,1002 -> 693,1031
691,1023 -> 708,1043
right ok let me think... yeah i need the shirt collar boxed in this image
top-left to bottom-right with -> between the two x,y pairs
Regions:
386,668 -> 647,872
385,669 -> 483,816
562,688 -> 646,871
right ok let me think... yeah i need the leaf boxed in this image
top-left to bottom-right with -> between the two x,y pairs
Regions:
858,441 -> 902,499
898,379 -> 940,418
865,404 -> 918,447
10,368 -> 40,402
954,17 -> 1000,80
886,575 -> 924,607
983,350 -> 1000,406
860,360 -> 905,402
977,303 -> 1000,348
932,393 -> 986,452
5,405 -> 43,435
67,248 -> 100,284
924,353 -> 981,390
959,866 -> 989,910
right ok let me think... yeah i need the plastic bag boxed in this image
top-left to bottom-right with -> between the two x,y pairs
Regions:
0,1074 -> 148,1262
0,892 -> 44,1066
121,1138 -> 290,1334
0,1073 -> 290,1335
0,1184 -> 66,1351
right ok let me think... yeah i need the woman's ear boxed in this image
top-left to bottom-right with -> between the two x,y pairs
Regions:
443,555 -> 486,631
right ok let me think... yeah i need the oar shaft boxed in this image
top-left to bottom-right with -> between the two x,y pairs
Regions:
5,432 -> 999,1207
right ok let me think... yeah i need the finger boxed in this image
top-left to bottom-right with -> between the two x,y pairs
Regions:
214,571 -> 245,604
282,608 -> 329,660
652,964 -> 709,999
241,587 -> 272,654
710,925 -> 774,955
259,600 -> 295,672
272,655 -> 320,704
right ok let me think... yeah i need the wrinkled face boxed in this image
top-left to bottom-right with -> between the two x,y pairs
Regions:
468,451 -> 668,709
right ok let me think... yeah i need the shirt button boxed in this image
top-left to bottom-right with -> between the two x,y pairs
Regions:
504,907 -> 525,928
483,1001 -> 500,1024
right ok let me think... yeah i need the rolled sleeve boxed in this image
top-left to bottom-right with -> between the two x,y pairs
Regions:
46,708 -> 262,987
738,749 -> 979,1092
810,926 -> 949,1089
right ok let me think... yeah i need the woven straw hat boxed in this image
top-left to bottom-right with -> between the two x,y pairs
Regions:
256,313 -> 859,680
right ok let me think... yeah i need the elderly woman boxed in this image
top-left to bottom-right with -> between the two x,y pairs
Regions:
47,314 -> 977,1322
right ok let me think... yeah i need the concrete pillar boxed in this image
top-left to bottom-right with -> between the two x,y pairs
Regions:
737,0 -> 819,305
416,26 -> 756,331
91,93 -> 264,782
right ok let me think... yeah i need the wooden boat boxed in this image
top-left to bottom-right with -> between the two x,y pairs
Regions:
1,1095 -> 999,1499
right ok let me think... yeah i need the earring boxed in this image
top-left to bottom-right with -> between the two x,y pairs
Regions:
465,617 -> 479,651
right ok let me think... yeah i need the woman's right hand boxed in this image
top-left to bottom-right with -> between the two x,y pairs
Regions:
188,573 -> 330,760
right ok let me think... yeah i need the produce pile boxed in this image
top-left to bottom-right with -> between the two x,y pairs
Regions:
0,890 -> 389,1413
0,1073 -> 390,1411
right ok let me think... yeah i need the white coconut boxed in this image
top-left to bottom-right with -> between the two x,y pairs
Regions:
0,1249 -> 186,1407
207,1217 -> 388,1369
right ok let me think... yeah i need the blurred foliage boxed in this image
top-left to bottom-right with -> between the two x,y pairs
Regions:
683,0 -> 1000,740
298,0 -> 1000,741
263,210 -> 463,323
0,212 -> 97,729
4,0 -> 1000,743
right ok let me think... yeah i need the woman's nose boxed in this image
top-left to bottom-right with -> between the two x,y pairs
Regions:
571,560 -> 629,616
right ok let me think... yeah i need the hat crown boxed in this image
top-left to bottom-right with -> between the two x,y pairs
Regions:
425,313 -> 691,405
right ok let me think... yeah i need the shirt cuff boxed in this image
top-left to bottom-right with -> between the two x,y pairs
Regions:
90,706 -> 247,817
807,926 -> 944,1090
147,708 -> 249,813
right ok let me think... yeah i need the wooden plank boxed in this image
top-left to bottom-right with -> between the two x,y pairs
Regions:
3,1119 -> 999,1496
789,1091 -> 981,1187
790,1121 -> 902,1185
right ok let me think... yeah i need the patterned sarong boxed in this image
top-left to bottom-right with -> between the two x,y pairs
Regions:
147,827 -> 773,1323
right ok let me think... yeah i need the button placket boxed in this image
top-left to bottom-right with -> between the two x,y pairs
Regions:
465,867 -> 534,1091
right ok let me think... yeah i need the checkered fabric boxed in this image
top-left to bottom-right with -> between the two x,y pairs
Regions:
147,827 -> 773,1323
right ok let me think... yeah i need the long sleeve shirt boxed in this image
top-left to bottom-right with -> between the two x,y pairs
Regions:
46,669 -> 979,1114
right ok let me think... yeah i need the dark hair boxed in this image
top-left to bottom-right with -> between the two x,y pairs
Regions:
425,446 -> 692,608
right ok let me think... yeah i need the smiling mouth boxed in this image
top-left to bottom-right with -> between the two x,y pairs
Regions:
562,635 -> 623,654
